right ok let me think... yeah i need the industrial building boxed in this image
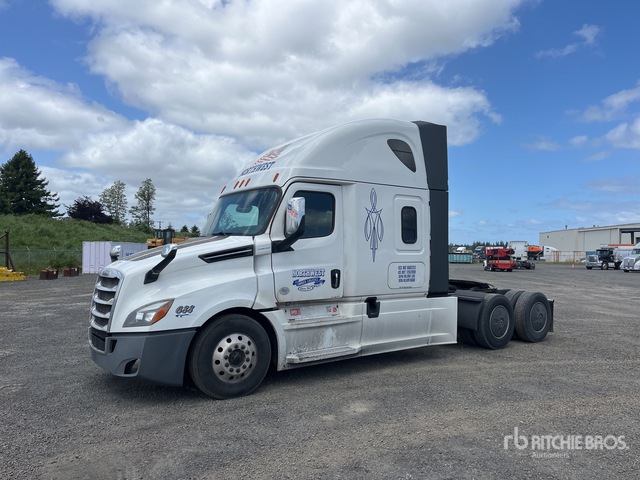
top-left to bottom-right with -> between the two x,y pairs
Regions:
539,223 -> 640,253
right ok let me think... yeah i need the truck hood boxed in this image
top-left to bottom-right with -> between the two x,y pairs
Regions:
105,235 -> 255,279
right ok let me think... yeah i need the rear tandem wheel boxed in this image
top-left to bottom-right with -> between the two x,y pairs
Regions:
513,292 -> 552,343
473,293 -> 514,350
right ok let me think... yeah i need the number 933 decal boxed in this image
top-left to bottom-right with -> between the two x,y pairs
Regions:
175,305 -> 195,318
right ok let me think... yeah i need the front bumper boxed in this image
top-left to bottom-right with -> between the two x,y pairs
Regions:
89,327 -> 196,387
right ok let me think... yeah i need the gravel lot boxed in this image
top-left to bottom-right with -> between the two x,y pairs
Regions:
1,263 -> 638,480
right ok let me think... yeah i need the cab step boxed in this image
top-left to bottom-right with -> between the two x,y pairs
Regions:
286,345 -> 361,364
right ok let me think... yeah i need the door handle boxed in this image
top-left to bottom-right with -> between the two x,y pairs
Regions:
331,269 -> 341,289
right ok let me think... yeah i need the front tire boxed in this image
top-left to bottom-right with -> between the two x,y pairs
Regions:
473,294 -> 514,350
188,314 -> 271,399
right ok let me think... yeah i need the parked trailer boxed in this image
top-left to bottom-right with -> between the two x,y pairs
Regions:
88,119 -> 554,399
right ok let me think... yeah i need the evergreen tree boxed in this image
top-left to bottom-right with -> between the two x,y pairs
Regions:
0,186 -> 9,214
0,149 -> 60,216
180,225 -> 189,234
99,180 -> 128,224
66,196 -> 112,224
190,224 -> 201,236
129,178 -> 156,229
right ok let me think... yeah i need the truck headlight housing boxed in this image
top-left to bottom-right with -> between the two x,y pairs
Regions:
124,300 -> 174,327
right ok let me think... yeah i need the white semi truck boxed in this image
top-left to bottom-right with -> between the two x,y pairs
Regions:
622,243 -> 640,272
89,119 -> 554,399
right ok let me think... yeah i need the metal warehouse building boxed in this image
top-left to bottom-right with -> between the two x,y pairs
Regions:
539,223 -> 640,252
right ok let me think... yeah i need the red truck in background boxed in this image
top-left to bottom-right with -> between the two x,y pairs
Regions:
484,247 -> 517,272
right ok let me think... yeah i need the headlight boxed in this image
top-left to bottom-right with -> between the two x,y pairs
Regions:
124,300 -> 174,327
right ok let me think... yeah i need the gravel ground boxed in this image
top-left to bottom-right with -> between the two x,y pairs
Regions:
0,263 -> 638,480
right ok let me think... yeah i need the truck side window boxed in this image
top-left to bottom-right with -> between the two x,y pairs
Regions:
294,191 -> 335,238
401,206 -> 417,244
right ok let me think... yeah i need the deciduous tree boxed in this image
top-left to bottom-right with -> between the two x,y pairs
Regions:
66,196 -> 112,224
99,180 -> 128,224
129,178 -> 156,230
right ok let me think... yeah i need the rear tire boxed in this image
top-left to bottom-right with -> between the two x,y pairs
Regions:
514,292 -> 551,343
188,314 -> 271,399
473,294 -> 514,350
505,290 -> 524,339
504,290 -> 524,308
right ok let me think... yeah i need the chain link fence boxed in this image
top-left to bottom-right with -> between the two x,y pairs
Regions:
8,248 -> 83,275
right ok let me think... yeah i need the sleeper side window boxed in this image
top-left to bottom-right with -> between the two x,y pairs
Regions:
401,206 -> 417,244
294,190 -> 335,239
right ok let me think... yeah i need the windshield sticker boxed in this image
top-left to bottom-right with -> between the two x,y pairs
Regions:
292,268 -> 326,291
364,188 -> 384,262
240,144 -> 289,176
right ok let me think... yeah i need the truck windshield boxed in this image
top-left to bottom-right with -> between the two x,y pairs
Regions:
206,187 -> 281,236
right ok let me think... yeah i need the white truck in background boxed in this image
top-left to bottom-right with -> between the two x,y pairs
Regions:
89,119 -> 554,399
508,240 -> 536,269
622,243 -> 640,272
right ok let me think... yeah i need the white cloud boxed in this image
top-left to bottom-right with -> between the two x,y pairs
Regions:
581,81 -> 640,122
524,137 -> 562,151
3,0 -> 530,226
51,0 -> 517,146
58,118 -> 256,224
585,150 -> 610,162
0,58 -> 127,156
569,135 -> 588,147
585,177 -> 639,194
535,23 -> 601,59
604,117 -> 640,149
575,24 -> 600,45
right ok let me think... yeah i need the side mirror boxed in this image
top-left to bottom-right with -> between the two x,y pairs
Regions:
286,197 -> 305,236
274,197 -> 306,253
109,245 -> 122,262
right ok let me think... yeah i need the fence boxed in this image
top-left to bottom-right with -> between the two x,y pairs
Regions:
10,248 -> 83,275
543,251 -> 586,263
1,229 -> 16,271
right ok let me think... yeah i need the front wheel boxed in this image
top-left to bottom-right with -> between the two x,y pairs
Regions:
601,261 -> 609,270
188,314 -> 271,399
473,294 -> 514,350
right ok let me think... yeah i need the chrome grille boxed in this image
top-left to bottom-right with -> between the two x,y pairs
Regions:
90,269 -> 122,329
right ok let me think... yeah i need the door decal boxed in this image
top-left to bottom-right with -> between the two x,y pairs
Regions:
364,188 -> 384,262
292,268 -> 326,291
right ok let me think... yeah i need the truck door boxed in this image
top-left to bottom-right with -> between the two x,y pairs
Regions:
271,184 -> 344,303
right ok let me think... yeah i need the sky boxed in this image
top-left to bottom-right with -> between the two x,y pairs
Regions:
1,0 -> 639,246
